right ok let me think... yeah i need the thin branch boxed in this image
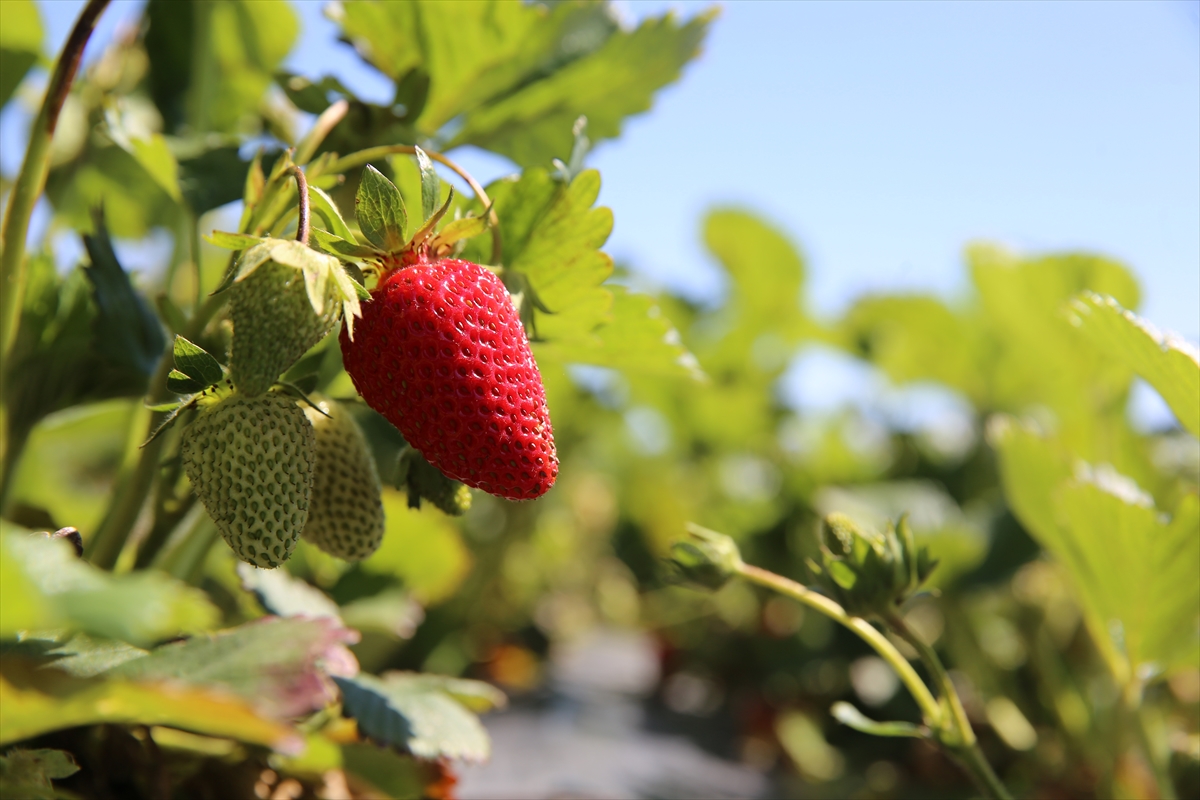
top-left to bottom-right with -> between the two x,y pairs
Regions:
291,166 -> 310,245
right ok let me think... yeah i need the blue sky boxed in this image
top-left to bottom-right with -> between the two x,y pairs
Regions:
11,0 -> 1200,423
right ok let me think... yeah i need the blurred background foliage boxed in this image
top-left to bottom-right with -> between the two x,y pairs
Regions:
1,1 -> 1197,799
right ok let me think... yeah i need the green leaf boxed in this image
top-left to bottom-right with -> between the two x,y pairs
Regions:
840,295 -> 985,404
450,10 -> 715,166
356,165 -> 408,252
46,144 -> 182,238
309,228 -> 383,261
1068,292 -> 1200,436
236,562 -> 342,621
363,491 -> 472,606
407,187 -> 455,250
129,134 -> 183,201
0,748 -> 79,800
106,617 -> 360,718
431,215 -> 490,250
0,531 -> 219,647
308,185 -> 359,243
536,287 -> 704,380
334,672 -> 491,762
990,418 -> 1200,682
830,702 -> 926,738
177,139 -> 264,214
206,231 -> 264,251
144,0 -> 298,135
414,146 -> 440,221
336,0 -> 614,132
0,658 -> 301,751
491,168 -> 613,327
0,0 -> 42,109
173,335 -> 224,387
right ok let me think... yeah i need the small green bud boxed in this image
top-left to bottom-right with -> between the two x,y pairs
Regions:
667,523 -> 743,591
807,513 -> 937,618
397,448 -> 472,516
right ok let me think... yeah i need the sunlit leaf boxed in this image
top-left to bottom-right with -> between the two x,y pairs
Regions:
362,491 -> 472,606
991,417 -> 1200,682
107,617 -> 360,718
450,10 -> 714,167
1068,292 -> 1200,436
0,531 -> 219,647
0,658 -> 300,751
334,671 -> 491,762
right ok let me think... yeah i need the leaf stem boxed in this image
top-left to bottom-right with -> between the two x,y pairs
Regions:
736,563 -> 942,726
887,613 -> 1012,800
1125,681 -> 1177,800
325,145 -> 502,263
0,0 -> 111,361
291,166 -> 310,246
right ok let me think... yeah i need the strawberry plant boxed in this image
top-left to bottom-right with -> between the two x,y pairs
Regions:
2,1 -> 1197,799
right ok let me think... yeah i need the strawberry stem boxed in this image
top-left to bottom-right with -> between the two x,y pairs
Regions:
291,165 -> 310,246
325,145 -> 502,264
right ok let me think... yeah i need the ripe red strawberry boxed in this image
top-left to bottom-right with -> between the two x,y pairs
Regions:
340,256 -> 557,500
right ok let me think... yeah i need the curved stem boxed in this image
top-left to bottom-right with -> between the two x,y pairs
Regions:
737,563 -> 942,727
325,145 -> 502,263
0,0 -> 111,360
888,613 -> 1012,800
291,166 -> 310,245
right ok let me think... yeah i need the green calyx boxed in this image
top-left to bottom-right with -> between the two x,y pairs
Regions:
397,448 -> 472,516
667,523 -> 743,591
807,513 -> 938,619
227,238 -> 363,397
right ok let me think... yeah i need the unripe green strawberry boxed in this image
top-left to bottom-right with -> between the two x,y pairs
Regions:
301,397 -> 386,560
182,392 -> 315,569
229,241 -> 343,397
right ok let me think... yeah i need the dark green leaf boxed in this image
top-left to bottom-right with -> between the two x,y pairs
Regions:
166,369 -> 207,395
334,672 -> 491,762
172,335 -> 224,387
177,142 -> 263,214
356,165 -> 408,251
82,214 -> 168,388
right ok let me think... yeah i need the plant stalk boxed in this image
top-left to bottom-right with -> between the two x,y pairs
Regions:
0,0 -> 111,361
888,613 -> 1012,800
736,563 -> 942,727
1125,681 -> 1177,800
